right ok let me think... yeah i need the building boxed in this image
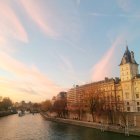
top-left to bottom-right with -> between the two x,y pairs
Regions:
51,92 -> 67,106
120,46 -> 140,112
67,46 -> 140,125
56,91 -> 67,100
67,77 -> 123,121
51,96 -> 56,105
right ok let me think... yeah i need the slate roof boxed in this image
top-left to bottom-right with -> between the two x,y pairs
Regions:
120,46 -> 138,65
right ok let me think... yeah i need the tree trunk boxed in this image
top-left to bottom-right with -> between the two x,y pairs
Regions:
92,112 -> 95,122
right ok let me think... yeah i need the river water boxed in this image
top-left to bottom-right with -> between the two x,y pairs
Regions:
0,114 -> 139,140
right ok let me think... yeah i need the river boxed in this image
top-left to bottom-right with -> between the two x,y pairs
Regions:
0,114 -> 139,140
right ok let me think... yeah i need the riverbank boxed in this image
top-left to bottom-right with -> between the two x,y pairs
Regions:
41,113 -> 140,137
0,111 -> 16,117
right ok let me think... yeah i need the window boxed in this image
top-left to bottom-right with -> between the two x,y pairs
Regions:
136,93 -> 139,99
137,107 -> 140,112
117,95 -> 120,101
125,86 -> 129,90
127,102 -> 129,105
127,107 -> 130,111
137,102 -> 140,105
125,92 -> 129,99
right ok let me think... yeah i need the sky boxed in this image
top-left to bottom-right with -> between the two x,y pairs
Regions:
0,0 -> 140,102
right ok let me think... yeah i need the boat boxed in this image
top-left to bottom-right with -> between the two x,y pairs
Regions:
18,110 -> 25,117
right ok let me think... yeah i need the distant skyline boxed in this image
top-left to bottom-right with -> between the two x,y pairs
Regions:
0,0 -> 140,102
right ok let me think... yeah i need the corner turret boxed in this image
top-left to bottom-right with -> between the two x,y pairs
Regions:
120,46 -> 139,81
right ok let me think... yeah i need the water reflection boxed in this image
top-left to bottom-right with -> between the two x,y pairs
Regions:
0,114 -> 139,140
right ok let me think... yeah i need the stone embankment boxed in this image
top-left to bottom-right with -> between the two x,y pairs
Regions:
41,113 -> 140,137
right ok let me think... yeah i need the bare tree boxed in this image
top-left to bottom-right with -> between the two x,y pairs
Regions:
88,90 -> 105,122
41,100 -> 52,112
52,99 -> 67,118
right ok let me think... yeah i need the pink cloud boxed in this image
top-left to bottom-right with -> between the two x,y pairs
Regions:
18,0 -> 81,43
0,51 -> 62,101
91,36 -> 124,81
18,0 -> 59,38
0,1 -> 28,43
0,76 -> 60,102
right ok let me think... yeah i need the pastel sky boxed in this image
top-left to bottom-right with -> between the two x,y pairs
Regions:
0,0 -> 140,102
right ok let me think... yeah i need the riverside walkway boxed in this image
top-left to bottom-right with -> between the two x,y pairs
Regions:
41,113 -> 140,137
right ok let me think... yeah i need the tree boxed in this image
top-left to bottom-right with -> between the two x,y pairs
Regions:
52,99 -> 67,118
116,101 -> 129,127
41,100 -> 52,112
89,95 -> 97,122
32,103 -> 41,112
88,91 -> 105,122
1,97 -> 13,111
0,96 -> 2,102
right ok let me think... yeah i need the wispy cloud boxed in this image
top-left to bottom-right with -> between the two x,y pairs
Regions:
89,13 -> 111,17
118,14 -> 140,18
18,0 -> 81,43
0,0 -> 82,101
18,0 -> 59,38
91,35 -> 124,81
0,77 -> 42,102
89,12 -> 140,18
59,55 -> 75,74
57,54 -> 83,84
0,50 -> 62,101
0,1 -> 28,43
76,0 -> 81,6
117,0 -> 132,12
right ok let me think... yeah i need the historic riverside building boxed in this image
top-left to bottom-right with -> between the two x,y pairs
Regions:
120,46 -> 140,113
67,46 -> 140,126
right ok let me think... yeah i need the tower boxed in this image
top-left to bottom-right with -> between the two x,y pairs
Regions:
120,46 -> 139,112
120,46 -> 139,82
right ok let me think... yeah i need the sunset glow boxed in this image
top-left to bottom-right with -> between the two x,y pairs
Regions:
0,0 -> 140,102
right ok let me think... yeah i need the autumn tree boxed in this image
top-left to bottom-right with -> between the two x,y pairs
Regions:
41,100 -> 52,112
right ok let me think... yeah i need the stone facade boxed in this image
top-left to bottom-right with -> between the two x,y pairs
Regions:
120,46 -> 140,112
67,78 -> 123,123
67,46 -> 140,126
